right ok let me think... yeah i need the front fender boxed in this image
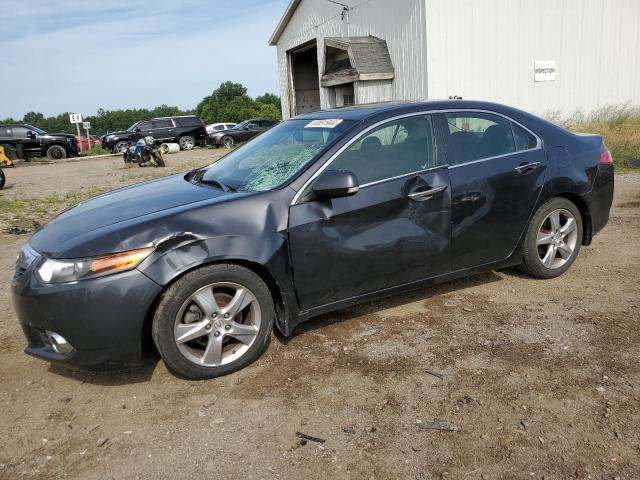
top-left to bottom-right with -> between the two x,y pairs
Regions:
137,233 -> 300,335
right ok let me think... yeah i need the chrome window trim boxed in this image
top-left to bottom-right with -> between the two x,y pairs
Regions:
291,109 -> 543,206
359,164 -> 449,189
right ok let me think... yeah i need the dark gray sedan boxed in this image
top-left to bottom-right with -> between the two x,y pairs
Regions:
11,100 -> 614,379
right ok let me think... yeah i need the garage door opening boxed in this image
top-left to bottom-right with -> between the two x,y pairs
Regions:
289,41 -> 320,116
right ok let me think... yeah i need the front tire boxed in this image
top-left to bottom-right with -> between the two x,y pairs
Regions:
152,264 -> 274,380
222,136 -> 234,149
0,169 -> 5,190
46,145 -> 67,160
178,135 -> 195,150
519,197 -> 583,279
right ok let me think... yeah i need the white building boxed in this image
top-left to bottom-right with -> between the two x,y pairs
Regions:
270,0 -> 640,119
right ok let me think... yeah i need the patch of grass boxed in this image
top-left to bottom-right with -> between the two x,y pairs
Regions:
546,104 -> 640,169
80,146 -> 113,156
0,187 -> 106,234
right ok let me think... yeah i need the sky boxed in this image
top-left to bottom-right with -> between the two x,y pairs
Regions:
0,0 -> 291,119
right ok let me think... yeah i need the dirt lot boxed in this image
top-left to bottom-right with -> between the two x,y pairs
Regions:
1,154 -> 639,479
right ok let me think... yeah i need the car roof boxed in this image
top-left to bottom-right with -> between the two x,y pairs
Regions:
291,100 -> 534,122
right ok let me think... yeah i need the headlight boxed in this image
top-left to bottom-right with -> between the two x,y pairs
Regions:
37,247 -> 153,284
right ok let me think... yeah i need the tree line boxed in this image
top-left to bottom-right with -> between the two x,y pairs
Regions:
1,82 -> 282,136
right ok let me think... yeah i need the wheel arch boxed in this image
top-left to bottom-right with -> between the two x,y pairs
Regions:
553,192 -> 592,245
140,257 -> 289,349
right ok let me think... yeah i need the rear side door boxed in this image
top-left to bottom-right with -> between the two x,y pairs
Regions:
288,114 -> 451,310
439,111 -> 547,270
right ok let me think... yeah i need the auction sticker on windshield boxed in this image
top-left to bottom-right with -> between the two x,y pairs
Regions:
305,119 -> 343,128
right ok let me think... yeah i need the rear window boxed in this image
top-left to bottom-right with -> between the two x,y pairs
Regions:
445,112 -> 516,164
152,119 -> 173,129
174,117 -> 204,127
512,123 -> 538,150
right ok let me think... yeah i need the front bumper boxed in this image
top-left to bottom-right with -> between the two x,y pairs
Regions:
11,254 -> 162,371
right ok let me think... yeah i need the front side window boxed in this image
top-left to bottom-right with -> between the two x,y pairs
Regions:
137,121 -> 153,130
195,118 -> 355,192
445,112 -> 516,164
328,115 -> 437,185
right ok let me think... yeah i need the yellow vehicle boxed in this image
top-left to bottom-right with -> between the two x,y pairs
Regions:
0,144 -> 14,189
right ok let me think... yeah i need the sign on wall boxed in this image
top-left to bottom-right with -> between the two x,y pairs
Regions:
69,113 -> 83,124
534,60 -> 556,82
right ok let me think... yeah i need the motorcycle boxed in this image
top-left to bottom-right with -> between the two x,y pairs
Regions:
123,135 -> 165,167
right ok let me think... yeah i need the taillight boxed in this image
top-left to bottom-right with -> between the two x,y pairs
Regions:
600,150 -> 613,165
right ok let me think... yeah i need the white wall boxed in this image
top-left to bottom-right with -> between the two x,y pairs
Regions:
424,0 -> 640,117
274,0 -> 428,118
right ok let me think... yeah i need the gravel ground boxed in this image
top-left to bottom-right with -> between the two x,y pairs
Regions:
0,155 -> 638,479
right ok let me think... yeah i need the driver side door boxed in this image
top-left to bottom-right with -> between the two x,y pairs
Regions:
288,114 -> 452,310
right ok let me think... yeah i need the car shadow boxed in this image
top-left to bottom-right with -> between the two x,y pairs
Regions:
45,270 -> 506,384
279,270 -> 504,343
46,352 -> 160,386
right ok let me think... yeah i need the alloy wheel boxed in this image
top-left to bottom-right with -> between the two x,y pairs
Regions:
223,137 -> 233,149
115,142 -> 129,154
536,208 -> 579,269
180,137 -> 195,150
174,282 -> 261,367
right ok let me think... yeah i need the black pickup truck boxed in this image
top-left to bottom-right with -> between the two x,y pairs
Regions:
0,124 -> 79,160
101,116 -> 207,153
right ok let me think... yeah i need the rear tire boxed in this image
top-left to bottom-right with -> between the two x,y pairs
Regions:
178,135 -> 195,150
152,264 -> 274,380
0,169 -> 5,190
519,197 -> 583,279
46,145 -> 67,160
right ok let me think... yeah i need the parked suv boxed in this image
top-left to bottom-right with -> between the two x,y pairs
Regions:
101,116 -> 207,153
0,124 -> 79,160
208,119 -> 279,148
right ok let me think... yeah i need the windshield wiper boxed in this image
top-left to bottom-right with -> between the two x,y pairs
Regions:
191,170 -> 235,192
200,178 -> 233,192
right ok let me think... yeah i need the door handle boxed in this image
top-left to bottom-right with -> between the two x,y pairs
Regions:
408,185 -> 447,202
515,162 -> 542,174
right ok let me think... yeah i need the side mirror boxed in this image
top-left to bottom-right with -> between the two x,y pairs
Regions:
243,126 -> 250,131
134,128 -> 141,133
26,131 -> 36,139
312,170 -> 359,199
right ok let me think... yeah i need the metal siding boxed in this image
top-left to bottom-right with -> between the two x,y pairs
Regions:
275,0 -> 428,118
424,0 -> 640,116
356,80 -> 393,104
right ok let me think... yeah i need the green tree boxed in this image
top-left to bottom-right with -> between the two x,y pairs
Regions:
255,93 -> 281,111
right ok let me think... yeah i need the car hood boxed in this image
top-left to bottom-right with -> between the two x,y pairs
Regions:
30,174 -> 233,257
48,133 -> 76,139
104,130 -> 129,137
